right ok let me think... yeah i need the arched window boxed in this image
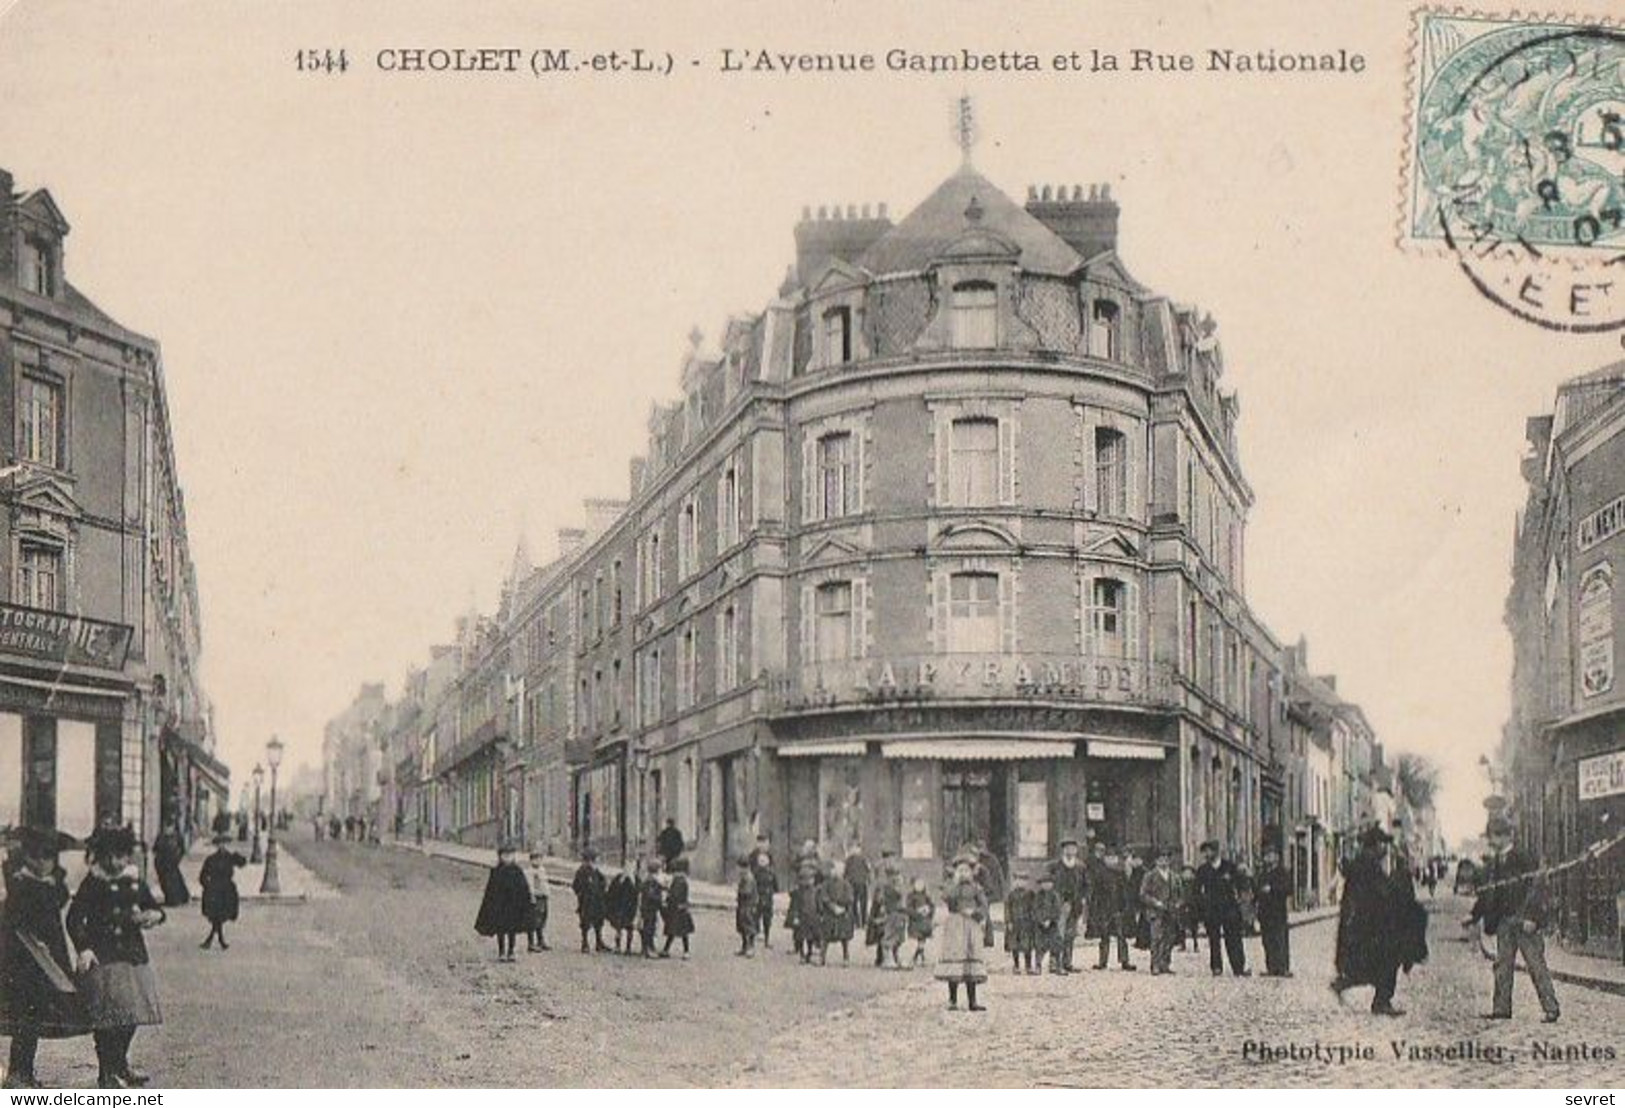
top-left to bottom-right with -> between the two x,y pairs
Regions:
951,282 -> 998,349
1089,299 -> 1121,360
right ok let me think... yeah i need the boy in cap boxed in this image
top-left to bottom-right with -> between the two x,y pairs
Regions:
1032,872 -> 1062,974
1139,845 -> 1179,975
525,849 -> 551,953
571,848 -> 609,953
637,857 -> 665,958
905,875 -> 935,968
1004,870 -> 1033,974
748,836 -> 777,948
474,841 -> 531,962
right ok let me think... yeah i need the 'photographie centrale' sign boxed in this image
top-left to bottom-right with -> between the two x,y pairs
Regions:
1578,750 -> 1625,802
0,603 -> 133,672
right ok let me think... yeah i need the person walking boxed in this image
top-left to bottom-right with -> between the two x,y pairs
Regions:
1255,846 -> 1293,977
0,827 -> 87,1089
1331,825 -> 1426,1016
656,818 -> 685,871
1048,837 -> 1089,974
661,858 -> 695,960
1468,816 -> 1559,1024
198,834 -> 246,950
68,826 -> 166,1089
1194,840 -> 1249,977
935,851 -> 989,1011
749,837 -> 777,949
149,823 -> 189,908
734,857 -> 758,957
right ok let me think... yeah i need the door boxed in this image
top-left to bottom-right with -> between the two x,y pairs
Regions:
942,762 -> 1008,863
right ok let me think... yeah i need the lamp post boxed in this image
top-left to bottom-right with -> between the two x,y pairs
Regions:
249,763 -> 264,864
261,736 -> 284,895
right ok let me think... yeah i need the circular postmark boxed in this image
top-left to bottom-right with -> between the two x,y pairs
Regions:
1416,24 -> 1625,333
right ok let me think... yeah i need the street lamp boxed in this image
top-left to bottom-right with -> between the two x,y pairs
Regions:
261,736 -> 284,895
249,763 -> 264,864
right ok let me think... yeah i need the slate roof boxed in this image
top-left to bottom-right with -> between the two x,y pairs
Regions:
858,164 -> 1083,278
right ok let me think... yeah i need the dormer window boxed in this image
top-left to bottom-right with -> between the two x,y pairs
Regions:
19,238 -> 52,297
823,306 -> 853,366
950,282 -> 997,349
1089,300 -> 1121,361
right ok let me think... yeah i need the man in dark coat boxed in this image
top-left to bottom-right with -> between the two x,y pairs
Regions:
656,819 -> 685,869
150,823 -> 190,908
1093,846 -> 1136,970
1048,837 -> 1089,973
1194,840 -> 1249,977
1139,845 -> 1179,975
0,827 -> 87,1088
571,849 -> 610,952
844,845 -> 871,930
1332,826 -> 1424,1015
1255,845 -> 1293,977
198,834 -> 247,950
1467,817 -> 1559,1022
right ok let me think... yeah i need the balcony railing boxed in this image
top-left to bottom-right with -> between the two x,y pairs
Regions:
764,653 -> 1177,714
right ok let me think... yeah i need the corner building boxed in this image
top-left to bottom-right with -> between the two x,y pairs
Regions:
556,161 -> 1285,883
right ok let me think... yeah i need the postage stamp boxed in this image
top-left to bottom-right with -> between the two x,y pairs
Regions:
1401,9 -> 1625,331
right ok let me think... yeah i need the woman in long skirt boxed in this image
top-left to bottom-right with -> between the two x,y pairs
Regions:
198,834 -> 246,950
0,827 -> 88,1088
149,824 -> 190,908
68,825 -> 166,1088
934,851 -> 989,1011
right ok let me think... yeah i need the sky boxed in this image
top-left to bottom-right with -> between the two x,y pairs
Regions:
0,0 -> 1618,843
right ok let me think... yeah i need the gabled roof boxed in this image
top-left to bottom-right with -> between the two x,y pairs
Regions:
858,165 -> 1083,278
18,189 -> 69,233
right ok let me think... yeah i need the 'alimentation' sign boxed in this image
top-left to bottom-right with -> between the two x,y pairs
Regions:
1578,750 -> 1625,802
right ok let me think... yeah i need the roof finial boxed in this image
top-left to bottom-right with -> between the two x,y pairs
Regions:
955,94 -> 977,167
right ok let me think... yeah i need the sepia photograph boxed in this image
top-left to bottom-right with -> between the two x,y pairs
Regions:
0,0 -> 1621,1093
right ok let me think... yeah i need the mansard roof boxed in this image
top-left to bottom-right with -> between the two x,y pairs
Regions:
858,165 -> 1082,278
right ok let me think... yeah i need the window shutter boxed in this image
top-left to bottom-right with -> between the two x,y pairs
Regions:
999,568 -> 1017,654
1081,570 -> 1097,657
999,415 -> 1017,505
1081,412 -> 1098,514
1127,419 -> 1144,522
715,608 -> 726,689
800,583 -> 816,666
1125,576 -> 1142,661
852,575 -> 870,659
932,411 -> 950,507
932,569 -> 951,653
853,420 -> 867,514
803,430 -> 820,524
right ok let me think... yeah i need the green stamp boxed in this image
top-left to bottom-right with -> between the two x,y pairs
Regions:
1403,10 -> 1625,330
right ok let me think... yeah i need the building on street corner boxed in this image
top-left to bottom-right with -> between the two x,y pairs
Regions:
0,167 -> 224,847
1503,361 -> 1625,957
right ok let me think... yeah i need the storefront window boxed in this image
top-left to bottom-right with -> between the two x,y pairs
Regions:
1017,778 -> 1048,858
900,764 -> 933,859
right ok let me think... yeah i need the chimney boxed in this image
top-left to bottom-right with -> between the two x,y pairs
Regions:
583,499 -> 628,543
1025,182 -> 1120,259
793,203 -> 892,285
557,527 -> 587,557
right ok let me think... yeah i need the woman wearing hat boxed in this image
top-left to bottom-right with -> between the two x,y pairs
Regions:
0,827 -> 87,1088
67,824 -> 166,1088
934,850 -> 989,1010
198,833 -> 248,950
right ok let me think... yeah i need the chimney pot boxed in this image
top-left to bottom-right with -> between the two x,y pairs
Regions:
801,205 -> 811,220
1027,185 -> 1037,201
1072,184 -> 1084,201
1101,183 -> 1112,201
1041,185 -> 1052,201
878,202 -> 888,218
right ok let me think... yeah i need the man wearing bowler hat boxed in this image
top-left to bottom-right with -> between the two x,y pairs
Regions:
1047,836 -> 1088,973
1467,815 -> 1559,1023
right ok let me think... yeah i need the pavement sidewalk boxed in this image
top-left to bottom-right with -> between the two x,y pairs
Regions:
180,837 -> 337,903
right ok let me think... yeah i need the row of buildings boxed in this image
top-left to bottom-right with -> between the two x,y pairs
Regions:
0,167 -> 225,849
1503,362 -> 1625,956
323,153 -> 1441,899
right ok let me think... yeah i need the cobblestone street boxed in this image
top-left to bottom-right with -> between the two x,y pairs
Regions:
20,837 -> 1624,1088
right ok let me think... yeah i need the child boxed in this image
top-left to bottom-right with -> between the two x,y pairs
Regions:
818,859 -> 856,966
525,850 -> 551,953
198,833 -> 246,951
749,838 -> 777,949
1004,871 -> 1033,974
880,870 -> 909,969
1,826 -> 85,1090
638,857 -> 665,958
662,858 -> 695,959
1032,873 -> 1062,975
787,866 -> 820,964
734,856 -> 758,957
571,849 -> 609,953
934,850 -> 989,1011
474,841 -> 531,962
606,865 -> 640,954
1178,865 -> 1201,952
69,825 -> 166,1088
905,876 -> 935,968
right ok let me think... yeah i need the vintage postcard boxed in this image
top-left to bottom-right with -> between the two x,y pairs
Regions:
0,0 -> 1621,1094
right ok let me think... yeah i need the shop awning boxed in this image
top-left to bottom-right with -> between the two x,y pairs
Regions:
1085,738 -> 1168,761
777,739 -> 868,758
881,736 -> 1078,761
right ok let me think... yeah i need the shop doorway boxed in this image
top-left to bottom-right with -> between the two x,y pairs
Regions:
941,762 -> 1008,866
